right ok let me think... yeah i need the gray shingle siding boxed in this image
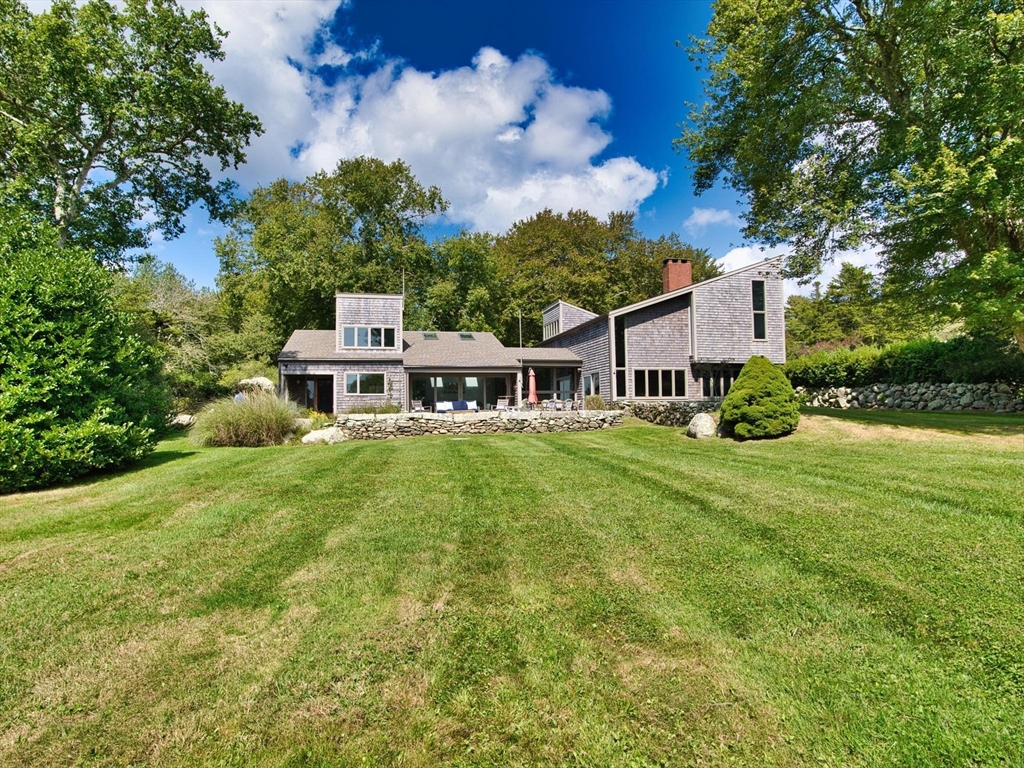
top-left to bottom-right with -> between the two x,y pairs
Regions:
334,362 -> 406,413
621,295 -> 697,398
561,302 -> 598,333
545,319 -> 611,401
334,294 -> 404,354
691,261 -> 785,364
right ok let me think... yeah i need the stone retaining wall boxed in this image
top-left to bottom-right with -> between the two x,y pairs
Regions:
610,400 -> 719,427
333,410 -> 622,440
796,382 -> 1023,413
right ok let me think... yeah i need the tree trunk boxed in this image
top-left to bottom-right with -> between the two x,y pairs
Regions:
1013,321 -> 1024,354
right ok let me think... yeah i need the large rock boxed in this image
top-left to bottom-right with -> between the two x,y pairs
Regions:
302,426 -> 346,444
686,412 -> 716,439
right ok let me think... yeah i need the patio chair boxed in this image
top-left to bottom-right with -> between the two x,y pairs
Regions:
411,399 -> 431,412
495,397 -> 510,411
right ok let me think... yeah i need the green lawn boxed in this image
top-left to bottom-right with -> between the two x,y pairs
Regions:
1,412 -> 1022,767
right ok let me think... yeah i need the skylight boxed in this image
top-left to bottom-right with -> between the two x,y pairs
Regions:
458,333 -> 475,341
423,332 -> 438,340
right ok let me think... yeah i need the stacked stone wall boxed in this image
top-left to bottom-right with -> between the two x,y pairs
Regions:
333,410 -> 622,440
796,382 -> 1023,413
611,400 -> 719,427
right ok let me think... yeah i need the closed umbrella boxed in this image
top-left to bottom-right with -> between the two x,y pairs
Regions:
528,368 -> 538,405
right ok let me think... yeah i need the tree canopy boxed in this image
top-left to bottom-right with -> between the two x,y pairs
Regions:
785,262 -> 938,355
0,0 -> 262,261
679,0 -> 1024,350
215,157 -> 448,340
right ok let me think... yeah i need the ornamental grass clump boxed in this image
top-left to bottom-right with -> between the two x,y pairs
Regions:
720,356 -> 800,440
190,393 -> 299,447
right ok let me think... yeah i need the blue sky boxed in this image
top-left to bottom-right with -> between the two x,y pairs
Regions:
135,0 -> 824,289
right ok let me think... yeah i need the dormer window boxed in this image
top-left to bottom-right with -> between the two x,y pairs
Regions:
342,326 -> 397,348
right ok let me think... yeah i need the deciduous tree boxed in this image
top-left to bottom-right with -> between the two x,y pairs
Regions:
679,0 -> 1024,350
216,157 -> 447,339
0,0 -> 262,261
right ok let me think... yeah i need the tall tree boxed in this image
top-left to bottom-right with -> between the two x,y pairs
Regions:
0,0 -> 262,260
784,262 -> 939,355
491,209 -> 721,346
425,231 -> 500,333
216,157 -> 447,339
679,0 -> 1024,351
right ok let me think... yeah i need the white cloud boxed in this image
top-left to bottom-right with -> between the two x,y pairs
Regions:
25,1 -> 663,235
178,4 -> 660,233
683,207 -> 742,233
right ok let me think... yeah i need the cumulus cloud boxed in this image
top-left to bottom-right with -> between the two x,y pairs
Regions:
683,206 -> 742,233
175,2 -> 660,233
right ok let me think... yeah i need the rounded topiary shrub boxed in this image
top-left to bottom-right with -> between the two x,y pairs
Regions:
190,392 -> 299,447
720,356 -> 800,440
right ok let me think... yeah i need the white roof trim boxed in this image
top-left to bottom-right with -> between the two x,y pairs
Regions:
334,292 -> 405,300
608,257 -> 782,318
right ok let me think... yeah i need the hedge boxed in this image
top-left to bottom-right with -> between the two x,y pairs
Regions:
0,213 -> 170,493
783,336 -> 1024,389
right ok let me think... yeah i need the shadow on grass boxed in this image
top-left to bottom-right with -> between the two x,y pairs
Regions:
801,406 -> 1024,438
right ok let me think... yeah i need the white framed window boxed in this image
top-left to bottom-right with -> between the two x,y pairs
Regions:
632,369 -> 687,399
752,281 -> 767,340
342,326 -> 397,348
583,372 -> 601,396
345,372 -> 386,395
543,319 -> 560,340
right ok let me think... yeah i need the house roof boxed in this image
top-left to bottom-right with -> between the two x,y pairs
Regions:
279,330 -> 338,359
518,347 -> 583,365
403,331 -> 525,369
278,328 -> 583,368
538,257 -> 783,346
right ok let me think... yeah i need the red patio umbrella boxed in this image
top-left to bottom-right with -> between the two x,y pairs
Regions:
527,367 -> 538,405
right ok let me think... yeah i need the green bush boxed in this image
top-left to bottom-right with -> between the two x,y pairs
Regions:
584,394 -> 607,410
190,393 -> 299,447
0,213 -> 170,493
783,346 -> 883,388
784,335 -> 1024,389
720,356 -> 800,440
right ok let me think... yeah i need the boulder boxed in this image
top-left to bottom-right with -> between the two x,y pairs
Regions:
686,412 -> 717,439
302,426 -> 346,444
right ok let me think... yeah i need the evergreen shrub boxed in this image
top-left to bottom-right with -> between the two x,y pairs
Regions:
0,213 -> 170,493
190,393 -> 299,447
720,356 -> 800,440
584,394 -> 607,410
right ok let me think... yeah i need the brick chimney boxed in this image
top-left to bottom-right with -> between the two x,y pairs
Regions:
662,258 -> 692,293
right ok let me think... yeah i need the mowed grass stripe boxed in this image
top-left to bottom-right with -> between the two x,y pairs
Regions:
0,414 -> 1022,766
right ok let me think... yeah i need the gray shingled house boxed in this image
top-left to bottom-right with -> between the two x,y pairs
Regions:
537,257 -> 786,402
276,256 -> 784,413
277,293 -> 579,413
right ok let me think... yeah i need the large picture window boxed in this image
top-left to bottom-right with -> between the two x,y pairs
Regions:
345,372 -> 385,395
342,326 -> 397,348
752,281 -> 766,340
632,369 -> 687,399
